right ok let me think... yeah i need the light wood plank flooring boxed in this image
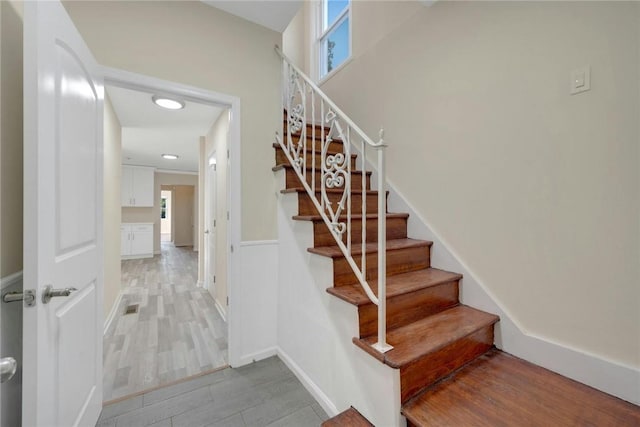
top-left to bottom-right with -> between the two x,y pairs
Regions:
97,356 -> 328,427
103,243 -> 228,401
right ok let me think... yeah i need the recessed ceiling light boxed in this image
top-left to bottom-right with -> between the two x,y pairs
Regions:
162,154 -> 179,160
152,95 -> 185,110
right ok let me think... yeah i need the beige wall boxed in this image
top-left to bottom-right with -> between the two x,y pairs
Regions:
282,7 -> 306,70
122,171 -> 198,253
0,0 -> 23,278
290,1 -> 640,368
64,1 -> 282,242
172,185 -> 195,247
103,96 -> 122,321
199,110 -> 230,310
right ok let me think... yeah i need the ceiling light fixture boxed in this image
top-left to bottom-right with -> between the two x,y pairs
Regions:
152,95 -> 185,110
161,154 -> 179,160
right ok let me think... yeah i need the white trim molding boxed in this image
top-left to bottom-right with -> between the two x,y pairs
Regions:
237,347 -> 278,368
103,292 -> 124,335
0,271 -> 23,291
155,168 -> 198,176
238,240 -> 278,247
214,298 -> 227,323
277,347 -> 339,418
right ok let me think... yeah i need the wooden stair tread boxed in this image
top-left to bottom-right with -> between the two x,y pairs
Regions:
354,305 -> 499,368
293,213 -> 409,222
308,238 -> 432,259
326,268 -> 462,306
402,349 -> 640,426
322,407 -> 373,427
272,164 -> 371,175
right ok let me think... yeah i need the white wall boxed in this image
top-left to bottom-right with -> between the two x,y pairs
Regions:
64,0 -> 282,242
172,185 -> 195,247
0,2 -> 23,424
103,96 -> 122,323
274,170 -> 402,425
289,0 -> 640,372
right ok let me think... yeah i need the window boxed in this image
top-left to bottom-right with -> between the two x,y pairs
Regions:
318,0 -> 350,79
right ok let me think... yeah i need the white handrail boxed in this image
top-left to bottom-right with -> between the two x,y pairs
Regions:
275,46 -> 392,353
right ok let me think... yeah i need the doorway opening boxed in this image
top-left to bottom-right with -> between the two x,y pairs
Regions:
102,77 -> 235,402
160,190 -> 172,243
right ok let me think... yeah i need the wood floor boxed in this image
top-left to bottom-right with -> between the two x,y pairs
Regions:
97,356 -> 328,427
402,349 -> 640,426
103,243 -> 228,401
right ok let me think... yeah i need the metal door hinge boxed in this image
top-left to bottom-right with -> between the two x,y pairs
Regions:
227,211 -> 229,220
213,276 -> 216,283
2,289 -> 36,307
226,296 -> 229,306
227,149 -> 229,159
230,245 -> 234,253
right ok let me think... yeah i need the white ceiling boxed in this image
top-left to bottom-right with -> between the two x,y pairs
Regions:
106,85 -> 224,173
201,0 -> 303,32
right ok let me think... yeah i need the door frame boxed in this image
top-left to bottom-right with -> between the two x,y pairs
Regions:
101,66 -> 241,366
204,150 -> 217,294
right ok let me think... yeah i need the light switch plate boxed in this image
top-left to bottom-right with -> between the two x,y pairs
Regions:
570,66 -> 591,95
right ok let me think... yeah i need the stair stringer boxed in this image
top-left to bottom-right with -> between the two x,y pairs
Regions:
275,169 -> 404,427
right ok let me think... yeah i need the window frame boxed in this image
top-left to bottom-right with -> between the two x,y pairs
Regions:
317,0 -> 352,82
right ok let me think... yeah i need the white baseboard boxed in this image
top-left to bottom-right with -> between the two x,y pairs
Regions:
0,271 -> 22,291
122,253 -> 154,260
214,298 -> 227,322
277,347 -> 339,417
385,175 -> 640,405
237,346 -> 278,367
104,292 -> 124,335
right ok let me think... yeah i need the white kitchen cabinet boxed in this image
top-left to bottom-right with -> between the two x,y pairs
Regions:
121,223 -> 154,259
121,166 -> 155,207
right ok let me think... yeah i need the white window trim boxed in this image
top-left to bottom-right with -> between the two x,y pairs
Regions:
316,0 -> 352,83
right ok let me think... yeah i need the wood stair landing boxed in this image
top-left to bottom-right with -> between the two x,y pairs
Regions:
322,407 -> 374,427
403,349 -> 640,427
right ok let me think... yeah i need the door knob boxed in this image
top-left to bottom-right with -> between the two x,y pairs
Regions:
41,285 -> 77,304
0,357 -> 17,383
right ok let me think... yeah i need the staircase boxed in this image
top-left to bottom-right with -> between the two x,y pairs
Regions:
273,120 -> 640,427
273,48 -> 640,426
273,119 -> 503,423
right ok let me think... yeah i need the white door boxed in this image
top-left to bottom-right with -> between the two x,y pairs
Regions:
205,159 -> 217,292
23,1 -> 104,426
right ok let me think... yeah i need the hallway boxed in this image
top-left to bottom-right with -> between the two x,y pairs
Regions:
103,243 -> 228,401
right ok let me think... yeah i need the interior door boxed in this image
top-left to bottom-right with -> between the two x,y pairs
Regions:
205,160 -> 217,293
23,1 -> 104,426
